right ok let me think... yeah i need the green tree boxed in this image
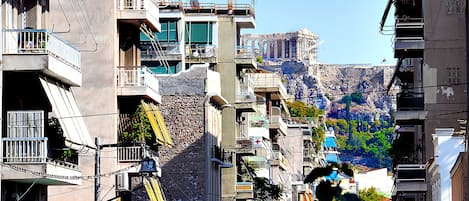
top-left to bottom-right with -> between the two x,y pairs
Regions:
359,187 -> 386,201
350,92 -> 365,104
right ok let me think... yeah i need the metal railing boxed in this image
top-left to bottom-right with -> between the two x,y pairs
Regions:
117,66 -> 159,93
118,146 -> 144,162
117,0 -> 158,11
397,92 -> 424,111
3,29 -> 81,70
3,137 -> 48,163
236,46 -> 255,59
185,44 -> 217,58
141,42 -> 181,60
248,73 -> 287,96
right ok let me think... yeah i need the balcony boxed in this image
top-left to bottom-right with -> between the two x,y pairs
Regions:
303,129 -> 313,141
141,42 -> 183,61
235,46 -> 257,68
185,44 -> 217,63
271,151 -> 288,170
397,92 -> 424,111
270,107 -> 287,135
2,111 -> 82,185
117,146 -> 144,162
117,66 -> 161,103
117,0 -> 161,31
248,73 -> 288,100
3,29 -> 81,86
394,18 -> 424,57
393,164 -> 427,194
236,182 -> 254,199
235,75 -> 256,112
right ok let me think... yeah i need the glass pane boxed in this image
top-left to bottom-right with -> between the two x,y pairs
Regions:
190,22 -> 208,43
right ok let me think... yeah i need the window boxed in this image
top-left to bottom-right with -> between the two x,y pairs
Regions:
185,22 -> 213,44
140,20 -> 178,43
447,67 -> 462,85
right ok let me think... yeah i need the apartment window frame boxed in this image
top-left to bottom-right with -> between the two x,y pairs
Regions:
185,21 -> 214,45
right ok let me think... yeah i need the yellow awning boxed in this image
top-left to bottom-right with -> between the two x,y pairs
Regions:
150,177 -> 166,201
141,101 -> 166,145
149,103 -> 173,148
143,177 -> 158,201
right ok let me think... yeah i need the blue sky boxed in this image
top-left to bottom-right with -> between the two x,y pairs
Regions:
245,0 -> 396,65
187,0 -> 396,65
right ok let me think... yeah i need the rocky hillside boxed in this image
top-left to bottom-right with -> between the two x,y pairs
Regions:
261,61 -> 396,168
261,61 -> 395,118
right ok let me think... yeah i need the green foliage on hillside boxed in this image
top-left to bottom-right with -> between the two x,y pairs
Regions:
359,187 -> 387,201
340,92 -> 366,105
327,118 -> 393,167
287,101 -> 324,119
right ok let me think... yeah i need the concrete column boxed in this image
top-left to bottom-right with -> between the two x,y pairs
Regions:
273,40 -> 278,59
289,39 -> 293,59
259,41 -> 263,58
266,41 -> 271,59
281,39 -> 286,59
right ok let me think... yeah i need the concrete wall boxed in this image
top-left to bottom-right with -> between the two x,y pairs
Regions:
47,1 -> 118,201
217,16 -> 239,200
423,0 -> 467,161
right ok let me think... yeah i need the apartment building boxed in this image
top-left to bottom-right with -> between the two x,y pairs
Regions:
381,0 -> 468,200
0,1 -> 96,200
0,1 -> 176,199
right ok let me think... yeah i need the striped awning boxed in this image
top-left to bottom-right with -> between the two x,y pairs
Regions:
39,77 -> 94,151
143,177 -> 166,201
141,101 -> 173,148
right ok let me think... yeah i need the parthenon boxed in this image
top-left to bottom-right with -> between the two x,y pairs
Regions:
242,28 -> 319,64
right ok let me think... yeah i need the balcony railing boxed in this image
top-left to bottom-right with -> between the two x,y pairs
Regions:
3,137 -> 48,163
211,145 -> 233,167
185,44 -> 217,58
118,146 -> 144,162
3,29 -> 81,70
236,46 -> 255,59
117,66 -> 160,99
141,42 -> 182,60
397,92 -> 424,111
270,107 -> 287,135
118,0 -> 155,10
395,164 -> 426,182
248,73 -> 288,99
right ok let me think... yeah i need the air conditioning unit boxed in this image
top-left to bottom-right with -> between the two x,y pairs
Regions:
116,172 -> 129,191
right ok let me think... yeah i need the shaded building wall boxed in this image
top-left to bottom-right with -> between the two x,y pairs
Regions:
47,1 -> 118,200
423,0 -> 467,162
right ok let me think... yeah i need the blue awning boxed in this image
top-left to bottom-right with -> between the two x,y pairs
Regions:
326,153 -> 339,164
324,137 -> 337,148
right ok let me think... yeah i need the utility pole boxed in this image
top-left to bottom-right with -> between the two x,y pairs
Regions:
95,137 -> 101,201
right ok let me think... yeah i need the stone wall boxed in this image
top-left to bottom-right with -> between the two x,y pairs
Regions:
158,95 -> 207,201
